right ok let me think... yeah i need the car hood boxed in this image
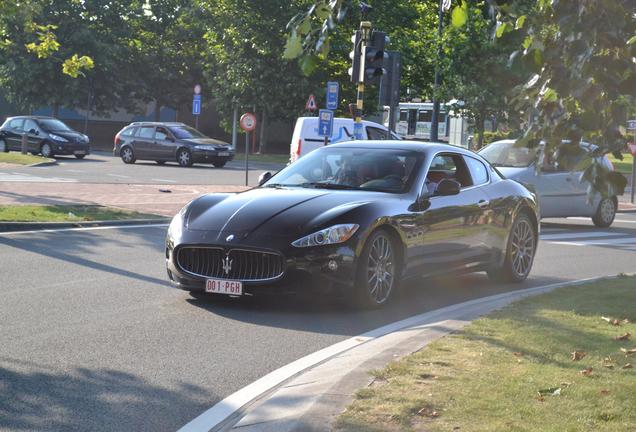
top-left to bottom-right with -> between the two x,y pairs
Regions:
47,130 -> 89,143
182,137 -> 231,147
184,187 -> 378,240
496,166 -> 530,179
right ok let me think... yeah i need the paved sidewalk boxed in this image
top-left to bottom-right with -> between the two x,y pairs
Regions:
0,182 -> 250,216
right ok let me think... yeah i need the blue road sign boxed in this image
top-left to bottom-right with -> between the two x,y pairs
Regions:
353,121 -> 364,140
192,94 -> 201,115
326,81 -> 339,110
628,119 -> 636,130
318,109 -> 334,137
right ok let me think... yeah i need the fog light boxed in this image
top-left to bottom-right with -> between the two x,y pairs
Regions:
328,259 -> 338,272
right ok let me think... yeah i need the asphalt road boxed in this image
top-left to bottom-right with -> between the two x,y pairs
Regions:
1,214 -> 636,431
0,152 -> 285,185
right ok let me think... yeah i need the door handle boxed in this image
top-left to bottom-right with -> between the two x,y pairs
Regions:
478,200 -> 490,208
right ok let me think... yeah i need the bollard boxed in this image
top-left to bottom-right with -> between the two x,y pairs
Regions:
21,133 -> 27,155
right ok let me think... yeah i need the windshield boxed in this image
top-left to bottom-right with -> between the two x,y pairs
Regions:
479,141 -> 538,168
264,147 -> 423,193
168,125 -> 206,139
38,119 -> 72,132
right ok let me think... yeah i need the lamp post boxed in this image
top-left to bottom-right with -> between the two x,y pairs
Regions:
430,0 -> 450,142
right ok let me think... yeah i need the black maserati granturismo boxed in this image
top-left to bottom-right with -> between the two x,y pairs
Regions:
166,141 -> 539,308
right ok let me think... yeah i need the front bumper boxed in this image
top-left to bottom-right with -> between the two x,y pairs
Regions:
51,141 -> 90,156
165,233 -> 357,295
192,150 -> 235,164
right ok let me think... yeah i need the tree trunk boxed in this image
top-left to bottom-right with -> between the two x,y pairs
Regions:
52,104 -> 59,118
475,110 -> 486,151
154,101 -> 161,121
259,110 -> 268,153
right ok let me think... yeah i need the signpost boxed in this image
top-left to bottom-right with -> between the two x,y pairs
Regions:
305,94 -> 317,112
318,109 -> 334,146
326,82 -> 339,110
193,85 -> 202,129
240,113 -> 257,186
628,119 -> 636,203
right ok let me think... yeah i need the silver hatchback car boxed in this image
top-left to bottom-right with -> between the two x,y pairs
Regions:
479,140 -> 617,227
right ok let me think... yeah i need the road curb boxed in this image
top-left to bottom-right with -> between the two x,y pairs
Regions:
27,158 -> 57,167
0,218 -> 170,233
178,274 -> 634,432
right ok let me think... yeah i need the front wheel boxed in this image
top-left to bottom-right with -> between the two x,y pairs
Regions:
40,142 -> 54,158
0,138 -> 7,152
75,154 -> 86,159
176,148 -> 193,167
353,229 -> 401,308
592,197 -> 616,228
488,213 -> 536,283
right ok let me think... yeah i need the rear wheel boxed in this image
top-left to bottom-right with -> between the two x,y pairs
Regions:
177,148 -> 193,167
120,146 -> 136,164
0,138 -> 7,152
40,142 -> 53,158
213,161 -> 226,168
592,197 -> 616,228
487,213 -> 536,283
353,229 -> 401,308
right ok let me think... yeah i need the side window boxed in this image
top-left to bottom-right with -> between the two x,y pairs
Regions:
122,126 -> 138,136
138,126 -> 155,139
155,127 -> 169,140
366,126 -> 389,140
464,156 -> 489,186
23,119 -> 38,134
399,110 -> 408,121
425,153 -> 473,195
8,119 -> 24,131
417,110 -> 432,122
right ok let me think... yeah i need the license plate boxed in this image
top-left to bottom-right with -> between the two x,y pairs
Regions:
218,151 -> 230,157
205,279 -> 242,295
74,150 -> 86,155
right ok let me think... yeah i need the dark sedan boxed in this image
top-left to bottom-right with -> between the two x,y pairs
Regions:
0,116 -> 90,158
114,122 -> 235,167
166,141 -> 539,308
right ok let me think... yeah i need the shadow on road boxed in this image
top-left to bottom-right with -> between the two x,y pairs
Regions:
0,357 -> 212,432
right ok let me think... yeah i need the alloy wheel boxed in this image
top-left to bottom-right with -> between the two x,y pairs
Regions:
177,150 -> 191,167
0,139 -> 6,152
510,218 -> 535,278
600,199 -> 615,225
366,234 -> 395,304
41,143 -> 52,158
121,147 -> 133,163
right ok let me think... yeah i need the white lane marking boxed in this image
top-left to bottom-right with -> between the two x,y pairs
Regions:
0,173 -> 76,182
550,237 -> 636,247
540,231 -> 624,240
567,216 -> 636,224
151,179 -> 177,183
178,275 -> 631,432
64,169 -> 85,173
107,174 -> 130,178
0,223 -> 168,236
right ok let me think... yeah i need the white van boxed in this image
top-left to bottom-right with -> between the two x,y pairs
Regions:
289,117 -> 400,163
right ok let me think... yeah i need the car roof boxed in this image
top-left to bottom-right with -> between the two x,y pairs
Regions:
325,140 -> 478,156
128,122 -> 186,127
5,115 -> 57,120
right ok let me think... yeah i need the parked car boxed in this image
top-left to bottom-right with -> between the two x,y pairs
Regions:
478,139 -> 617,227
166,141 -> 539,308
114,122 -> 234,167
290,117 -> 401,163
0,116 -> 90,158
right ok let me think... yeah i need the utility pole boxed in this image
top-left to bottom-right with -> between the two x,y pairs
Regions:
353,21 -> 372,140
430,0 -> 445,142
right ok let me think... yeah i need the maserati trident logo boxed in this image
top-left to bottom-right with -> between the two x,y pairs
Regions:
222,254 -> 233,275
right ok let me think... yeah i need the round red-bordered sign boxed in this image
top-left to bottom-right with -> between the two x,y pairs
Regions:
240,113 -> 257,132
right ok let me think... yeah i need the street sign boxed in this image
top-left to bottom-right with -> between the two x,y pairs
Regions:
326,82 -> 339,110
629,143 -> 636,157
353,121 -> 363,140
192,94 -> 201,115
240,112 -> 257,132
194,84 -> 201,95
628,119 -> 636,130
305,94 -> 317,111
318,109 -> 334,137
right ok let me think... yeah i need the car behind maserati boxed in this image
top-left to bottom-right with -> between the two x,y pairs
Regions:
166,141 -> 539,308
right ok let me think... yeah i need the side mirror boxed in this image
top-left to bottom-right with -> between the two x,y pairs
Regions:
29,128 -> 37,135
166,136 -> 175,142
436,178 -> 461,196
258,171 -> 272,186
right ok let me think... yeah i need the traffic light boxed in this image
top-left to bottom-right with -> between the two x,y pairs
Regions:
348,30 -> 362,83
362,30 -> 389,84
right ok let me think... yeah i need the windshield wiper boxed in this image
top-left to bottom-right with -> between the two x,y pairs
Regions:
300,182 -> 359,190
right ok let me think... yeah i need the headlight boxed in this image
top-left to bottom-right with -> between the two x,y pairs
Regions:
194,145 -> 216,151
49,134 -> 68,142
292,224 -> 359,247
168,208 -> 185,239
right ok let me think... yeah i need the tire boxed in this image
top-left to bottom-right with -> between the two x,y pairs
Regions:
353,229 -> 401,308
156,160 -> 166,165
592,197 -> 616,228
0,138 -> 7,153
120,146 -> 136,164
176,148 -> 193,167
40,142 -> 54,158
75,154 -> 86,159
487,212 -> 536,283
213,161 -> 227,168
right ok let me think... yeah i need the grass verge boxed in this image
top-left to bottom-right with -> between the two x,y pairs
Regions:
0,152 -> 53,165
0,205 -> 163,222
234,152 -> 289,165
337,276 -> 636,432
608,153 -> 633,175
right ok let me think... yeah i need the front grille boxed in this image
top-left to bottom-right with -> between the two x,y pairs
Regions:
176,247 -> 285,281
